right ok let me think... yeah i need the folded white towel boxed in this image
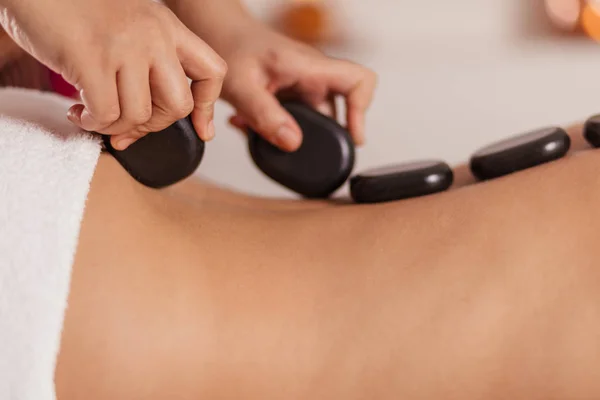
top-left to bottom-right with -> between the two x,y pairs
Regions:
0,88 -> 101,400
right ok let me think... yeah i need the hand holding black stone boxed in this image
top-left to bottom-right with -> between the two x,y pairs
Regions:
101,117 -> 205,189
248,101 -> 355,198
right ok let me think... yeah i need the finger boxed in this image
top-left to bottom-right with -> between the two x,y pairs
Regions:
101,65 -> 152,150
228,115 -> 251,137
69,67 -> 121,132
176,27 -> 227,141
224,80 -> 303,151
229,115 -> 247,131
285,83 -> 338,119
109,128 -> 147,151
313,95 -> 338,119
315,59 -> 377,146
143,54 -> 195,133
281,80 -> 329,111
229,96 -> 336,139
107,54 -> 195,149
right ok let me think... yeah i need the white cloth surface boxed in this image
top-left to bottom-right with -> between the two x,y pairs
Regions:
0,88 -> 101,400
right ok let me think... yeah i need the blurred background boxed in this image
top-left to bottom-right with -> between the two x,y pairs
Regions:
201,0 -> 600,197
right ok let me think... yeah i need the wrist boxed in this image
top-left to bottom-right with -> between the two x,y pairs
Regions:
167,0 -> 256,52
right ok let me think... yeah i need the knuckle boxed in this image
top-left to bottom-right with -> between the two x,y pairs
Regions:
117,6 -> 175,55
174,96 -> 195,119
298,78 -> 325,96
355,65 -> 377,85
264,48 -> 282,71
152,2 -> 177,22
97,107 -> 121,125
133,130 -> 148,139
211,57 -> 228,79
161,101 -> 192,122
131,107 -> 153,125
57,60 -> 81,89
124,126 -> 149,140
147,118 -> 172,133
141,104 -> 154,121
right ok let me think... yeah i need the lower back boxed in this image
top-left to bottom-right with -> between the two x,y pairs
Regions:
59,152 -> 600,399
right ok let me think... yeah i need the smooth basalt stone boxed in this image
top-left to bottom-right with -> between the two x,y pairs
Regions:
248,101 -> 355,198
350,160 -> 454,204
584,114 -> 600,148
102,117 -> 204,189
469,126 -> 570,181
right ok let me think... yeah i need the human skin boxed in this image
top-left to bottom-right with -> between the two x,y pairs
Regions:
165,0 -> 377,151
55,125 -> 600,399
0,0 -> 226,149
2,10 -> 596,399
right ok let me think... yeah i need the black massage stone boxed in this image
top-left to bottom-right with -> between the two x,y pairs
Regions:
102,117 -> 204,189
469,127 -> 570,181
248,101 -> 355,198
350,160 -> 453,204
584,114 -> 600,148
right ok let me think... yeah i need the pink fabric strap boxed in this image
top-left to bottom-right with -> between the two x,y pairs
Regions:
48,69 -> 78,98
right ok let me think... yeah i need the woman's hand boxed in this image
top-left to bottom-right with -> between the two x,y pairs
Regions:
0,0 -> 227,150
218,24 -> 377,151
167,0 -> 377,152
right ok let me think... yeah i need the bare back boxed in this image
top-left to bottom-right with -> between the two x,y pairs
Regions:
57,149 -> 600,399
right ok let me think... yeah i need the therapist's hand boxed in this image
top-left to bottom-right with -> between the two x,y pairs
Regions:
220,23 -> 377,151
0,0 -> 227,150
168,0 -> 377,152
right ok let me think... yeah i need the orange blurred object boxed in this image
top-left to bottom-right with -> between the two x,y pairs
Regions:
581,2 -> 600,40
543,0 -> 600,41
276,0 -> 331,46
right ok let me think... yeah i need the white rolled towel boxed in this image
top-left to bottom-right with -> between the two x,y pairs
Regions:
0,88 -> 101,400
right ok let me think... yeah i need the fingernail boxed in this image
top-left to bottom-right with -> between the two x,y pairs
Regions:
275,125 -> 301,151
67,110 -> 77,123
67,104 -> 84,124
78,108 -> 101,132
114,137 -> 136,151
206,120 -> 215,140
67,112 -> 77,124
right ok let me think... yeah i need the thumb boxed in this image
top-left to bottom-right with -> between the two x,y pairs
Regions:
224,83 -> 302,151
